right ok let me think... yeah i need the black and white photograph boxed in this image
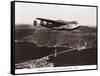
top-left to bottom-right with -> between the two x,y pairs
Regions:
11,1 -> 97,74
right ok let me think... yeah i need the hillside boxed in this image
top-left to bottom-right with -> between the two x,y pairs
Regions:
21,25 -> 97,49
15,25 -> 97,67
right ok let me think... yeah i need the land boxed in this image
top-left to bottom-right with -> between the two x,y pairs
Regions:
15,24 -> 97,69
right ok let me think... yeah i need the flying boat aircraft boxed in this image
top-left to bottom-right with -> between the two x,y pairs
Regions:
34,18 -> 80,30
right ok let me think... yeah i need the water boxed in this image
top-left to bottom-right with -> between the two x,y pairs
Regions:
15,41 -> 97,67
15,25 -> 97,67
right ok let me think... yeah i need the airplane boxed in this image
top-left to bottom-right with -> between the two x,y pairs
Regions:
34,18 -> 80,30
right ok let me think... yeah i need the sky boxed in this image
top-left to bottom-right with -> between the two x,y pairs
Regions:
15,2 -> 97,27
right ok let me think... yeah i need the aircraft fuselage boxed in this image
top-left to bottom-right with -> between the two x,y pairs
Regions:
35,18 -> 80,30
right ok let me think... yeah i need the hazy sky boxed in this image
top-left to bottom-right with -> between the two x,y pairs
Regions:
15,2 -> 97,27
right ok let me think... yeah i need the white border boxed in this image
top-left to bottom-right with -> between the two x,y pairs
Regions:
15,65 -> 97,74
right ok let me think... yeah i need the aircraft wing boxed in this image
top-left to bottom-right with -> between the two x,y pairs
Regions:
36,18 -> 65,25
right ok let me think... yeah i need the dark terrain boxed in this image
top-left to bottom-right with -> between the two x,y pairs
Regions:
15,24 -> 97,68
